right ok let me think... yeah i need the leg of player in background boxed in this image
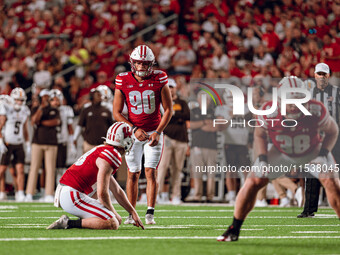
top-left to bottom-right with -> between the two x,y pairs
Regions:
124,170 -> 141,224
217,176 -> 269,242
126,171 -> 141,208
15,163 -> 26,202
226,173 -> 237,204
319,177 -> 340,217
145,167 -> 158,224
0,165 -> 7,200
9,166 -> 18,192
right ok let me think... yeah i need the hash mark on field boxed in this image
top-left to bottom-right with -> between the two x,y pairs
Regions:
0,206 -> 18,209
292,231 -> 339,234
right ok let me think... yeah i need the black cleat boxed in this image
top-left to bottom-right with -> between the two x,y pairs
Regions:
297,212 -> 315,218
217,226 -> 239,242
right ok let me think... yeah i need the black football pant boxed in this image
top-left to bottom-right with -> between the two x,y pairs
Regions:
302,177 -> 321,214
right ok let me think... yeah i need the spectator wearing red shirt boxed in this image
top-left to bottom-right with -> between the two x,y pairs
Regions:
261,23 -> 281,58
315,15 -> 330,39
201,0 -> 229,25
321,33 -> 340,76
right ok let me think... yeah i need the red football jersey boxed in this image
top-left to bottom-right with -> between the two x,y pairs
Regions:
257,99 -> 329,157
115,70 -> 168,132
60,145 -> 122,195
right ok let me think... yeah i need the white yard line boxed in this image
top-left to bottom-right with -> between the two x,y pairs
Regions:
1,236 -> 340,241
0,206 -> 18,209
156,216 -> 338,219
291,231 -> 339,234
0,215 -> 338,220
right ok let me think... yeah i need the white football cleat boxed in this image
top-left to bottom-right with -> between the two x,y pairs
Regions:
15,191 -> 26,202
279,197 -> 290,207
46,215 -> 69,229
25,194 -> 33,202
124,215 -> 135,225
254,199 -> 268,207
44,195 -> 54,203
145,214 -> 156,225
0,192 -> 7,201
171,196 -> 181,205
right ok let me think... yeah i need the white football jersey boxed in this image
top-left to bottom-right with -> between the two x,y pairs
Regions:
57,105 -> 74,143
0,103 -> 30,145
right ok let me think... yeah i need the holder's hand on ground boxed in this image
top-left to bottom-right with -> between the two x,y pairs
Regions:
132,212 -> 144,230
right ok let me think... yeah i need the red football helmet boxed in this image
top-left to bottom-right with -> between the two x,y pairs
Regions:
129,45 -> 155,78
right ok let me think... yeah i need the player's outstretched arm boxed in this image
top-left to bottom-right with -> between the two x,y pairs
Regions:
109,176 -> 144,229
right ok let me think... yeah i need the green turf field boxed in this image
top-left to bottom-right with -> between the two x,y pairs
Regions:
0,202 -> 339,255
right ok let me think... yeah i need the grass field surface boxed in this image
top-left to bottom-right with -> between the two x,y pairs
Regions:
0,202 -> 339,255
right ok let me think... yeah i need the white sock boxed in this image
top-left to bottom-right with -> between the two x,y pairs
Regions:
147,206 -> 154,210
228,191 -> 236,199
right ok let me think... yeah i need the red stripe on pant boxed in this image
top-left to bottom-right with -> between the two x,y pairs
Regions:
75,192 -> 114,219
70,191 -> 107,220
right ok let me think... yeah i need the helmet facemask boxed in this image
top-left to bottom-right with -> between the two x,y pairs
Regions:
129,45 -> 155,78
10,88 -> 27,111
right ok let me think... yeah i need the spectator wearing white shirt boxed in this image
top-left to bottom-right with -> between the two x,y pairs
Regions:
172,38 -> 196,75
253,44 -> 273,68
211,45 -> 229,72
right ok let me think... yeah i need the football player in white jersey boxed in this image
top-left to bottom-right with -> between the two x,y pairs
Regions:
0,88 -> 31,202
49,89 -> 76,183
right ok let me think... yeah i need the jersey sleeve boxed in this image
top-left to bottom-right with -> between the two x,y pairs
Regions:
115,73 -> 125,90
99,147 -> 122,170
0,103 -> 6,115
65,105 -> 75,125
158,71 -> 168,87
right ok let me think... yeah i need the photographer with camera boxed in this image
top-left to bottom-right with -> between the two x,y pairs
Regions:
25,89 -> 60,202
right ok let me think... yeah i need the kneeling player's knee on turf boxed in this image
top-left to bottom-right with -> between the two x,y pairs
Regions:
107,218 -> 119,230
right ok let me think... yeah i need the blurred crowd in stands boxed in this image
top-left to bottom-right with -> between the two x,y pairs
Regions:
0,0 -> 339,110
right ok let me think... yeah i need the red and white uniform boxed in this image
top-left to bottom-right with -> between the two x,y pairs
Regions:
254,99 -> 336,179
56,145 -> 121,220
115,70 -> 167,172
257,99 -> 328,157
115,70 -> 168,132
